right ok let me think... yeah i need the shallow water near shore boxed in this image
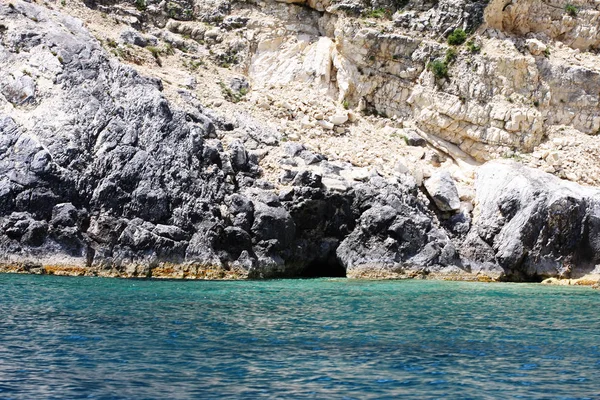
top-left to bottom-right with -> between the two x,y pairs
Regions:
0,275 -> 599,399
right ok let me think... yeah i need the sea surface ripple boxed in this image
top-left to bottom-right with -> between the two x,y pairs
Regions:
0,275 -> 599,399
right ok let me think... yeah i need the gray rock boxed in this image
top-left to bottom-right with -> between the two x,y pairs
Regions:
279,169 -> 297,184
284,142 -> 305,157
229,77 -> 249,93
119,29 -> 157,47
464,161 -> 600,280
228,139 -> 249,172
403,129 -> 427,147
222,15 -> 250,30
337,177 -> 460,276
291,170 -> 322,188
1,74 -> 36,105
298,150 -> 325,165
424,171 -> 460,212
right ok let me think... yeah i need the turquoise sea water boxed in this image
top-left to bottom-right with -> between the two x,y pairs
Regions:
0,275 -> 599,399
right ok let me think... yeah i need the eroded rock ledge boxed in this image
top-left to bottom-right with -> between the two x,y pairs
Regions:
1,1 -> 599,284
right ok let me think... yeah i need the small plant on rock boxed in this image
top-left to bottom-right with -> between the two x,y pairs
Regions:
135,0 -> 146,11
147,46 -> 161,58
445,48 -> 457,63
187,59 -> 204,70
219,81 -> 248,103
447,29 -> 467,46
183,9 -> 194,20
544,47 -> 551,57
363,8 -> 392,19
466,39 -> 480,53
565,4 -> 578,17
163,43 -> 175,56
428,59 -> 448,80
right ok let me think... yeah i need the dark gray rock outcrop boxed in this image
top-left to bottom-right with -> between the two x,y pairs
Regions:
1,1 -> 599,281
336,175 -> 461,278
0,1 -> 459,278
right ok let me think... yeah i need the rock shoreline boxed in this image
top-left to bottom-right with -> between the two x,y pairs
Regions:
1,1 -> 600,284
3,263 -> 600,288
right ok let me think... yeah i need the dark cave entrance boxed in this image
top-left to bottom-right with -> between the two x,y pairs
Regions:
299,257 -> 347,278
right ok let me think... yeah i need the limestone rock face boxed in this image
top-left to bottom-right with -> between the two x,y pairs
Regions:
234,0 -> 600,164
463,161 -> 600,280
485,0 -> 600,52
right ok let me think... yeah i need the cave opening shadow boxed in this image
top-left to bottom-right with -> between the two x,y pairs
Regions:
299,257 -> 347,278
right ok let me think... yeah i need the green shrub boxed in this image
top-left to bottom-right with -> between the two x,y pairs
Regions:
163,43 -> 174,56
565,4 -> 578,16
444,48 -> 457,63
219,81 -> 247,103
428,59 -> 448,79
447,29 -> 467,46
363,8 -> 392,19
466,39 -> 480,53
187,59 -> 204,70
147,46 -> 161,58
135,0 -> 146,11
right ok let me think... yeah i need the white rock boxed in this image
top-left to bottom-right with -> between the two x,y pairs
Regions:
546,151 -> 561,166
424,170 -> 461,212
340,167 -> 370,182
301,115 -> 314,128
395,161 -> 410,175
205,28 -> 221,39
329,113 -> 348,125
460,201 -> 474,214
316,120 -> 334,130
526,39 -> 547,56
322,177 -> 349,192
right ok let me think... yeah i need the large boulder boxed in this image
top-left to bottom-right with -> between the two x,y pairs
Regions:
424,170 -> 461,212
463,161 -> 600,280
337,176 -> 462,278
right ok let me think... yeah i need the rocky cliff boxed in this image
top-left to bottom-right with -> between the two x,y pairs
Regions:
1,0 -> 599,283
